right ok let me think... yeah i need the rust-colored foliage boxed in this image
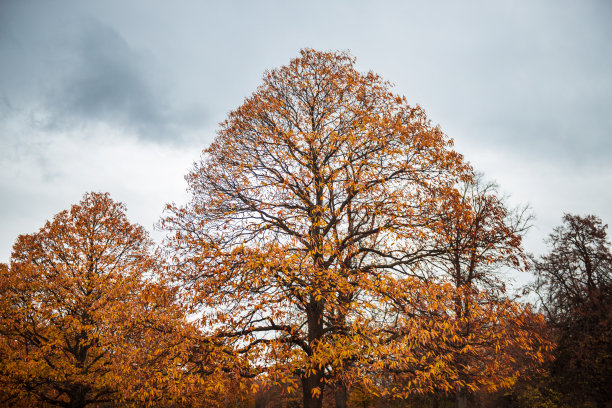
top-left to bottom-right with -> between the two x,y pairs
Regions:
0,49 -> 555,408
0,193 -> 203,407
163,49 -> 489,408
420,175 -> 551,407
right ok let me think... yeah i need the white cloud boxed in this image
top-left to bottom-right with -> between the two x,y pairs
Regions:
0,119 -> 203,262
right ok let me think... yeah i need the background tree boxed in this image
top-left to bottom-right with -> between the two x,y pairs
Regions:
532,214 -> 612,408
0,192 -> 200,407
163,49 -> 471,408
433,174 -> 531,291
425,175 -> 545,408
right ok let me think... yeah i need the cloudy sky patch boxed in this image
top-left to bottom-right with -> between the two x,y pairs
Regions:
1,0 -> 610,289
0,1 -> 206,143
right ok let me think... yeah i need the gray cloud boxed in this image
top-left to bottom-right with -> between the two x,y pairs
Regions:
46,21 -> 170,139
0,1 -> 207,143
379,1 -> 612,168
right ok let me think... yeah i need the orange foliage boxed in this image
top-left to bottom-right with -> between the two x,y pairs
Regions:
0,193 -> 224,407
419,175 -> 551,404
0,50 -> 552,408
162,49 -> 489,408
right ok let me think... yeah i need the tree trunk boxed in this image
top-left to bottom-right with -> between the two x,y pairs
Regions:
456,392 -> 467,408
302,373 -> 324,408
69,384 -> 88,408
302,295 -> 325,408
334,383 -> 348,408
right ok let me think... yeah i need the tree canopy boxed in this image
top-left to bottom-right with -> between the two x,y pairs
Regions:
0,193 -> 196,407
162,49 -> 548,408
0,49 -> 580,408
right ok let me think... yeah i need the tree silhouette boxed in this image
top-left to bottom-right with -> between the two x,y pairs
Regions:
533,214 -> 612,407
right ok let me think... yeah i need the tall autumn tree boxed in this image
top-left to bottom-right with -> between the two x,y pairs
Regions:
532,214 -> 612,408
0,192 -> 199,408
163,49 -> 472,408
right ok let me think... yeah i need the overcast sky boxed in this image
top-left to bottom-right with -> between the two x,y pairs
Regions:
1,0 -> 611,288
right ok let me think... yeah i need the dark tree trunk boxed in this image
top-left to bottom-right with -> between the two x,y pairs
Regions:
69,384 -> 88,408
456,392 -> 467,408
334,382 -> 348,408
302,295 -> 325,408
302,373 -> 324,408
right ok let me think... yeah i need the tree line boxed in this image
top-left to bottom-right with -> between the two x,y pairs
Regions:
0,49 -> 610,408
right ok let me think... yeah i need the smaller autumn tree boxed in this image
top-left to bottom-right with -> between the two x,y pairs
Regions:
377,174 -> 550,408
432,175 -> 540,406
0,192 -> 197,408
532,214 -> 612,408
432,174 -> 531,291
